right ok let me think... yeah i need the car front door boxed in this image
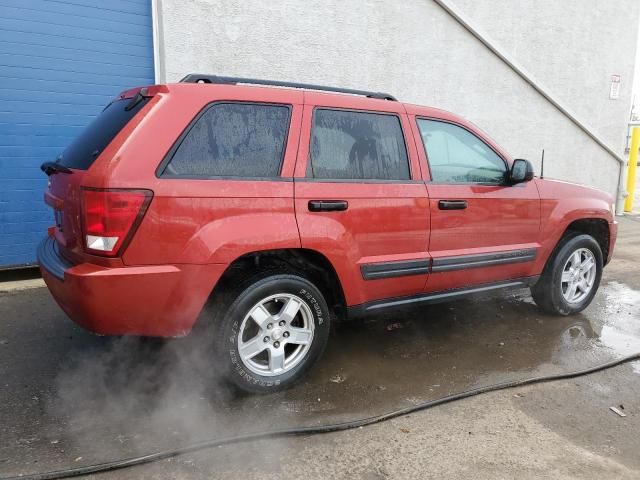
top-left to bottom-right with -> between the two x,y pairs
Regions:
294,96 -> 430,307
412,116 -> 541,293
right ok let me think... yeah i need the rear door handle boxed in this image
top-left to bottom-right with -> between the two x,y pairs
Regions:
308,200 -> 349,212
438,200 -> 467,210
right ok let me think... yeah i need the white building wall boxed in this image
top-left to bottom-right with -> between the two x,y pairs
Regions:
156,0 -> 639,199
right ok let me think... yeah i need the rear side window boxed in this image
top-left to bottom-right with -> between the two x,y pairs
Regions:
308,109 -> 410,180
417,119 -> 507,184
59,97 -> 149,170
163,103 -> 290,178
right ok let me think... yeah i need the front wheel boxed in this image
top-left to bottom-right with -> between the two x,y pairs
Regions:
531,234 -> 603,315
212,274 -> 331,393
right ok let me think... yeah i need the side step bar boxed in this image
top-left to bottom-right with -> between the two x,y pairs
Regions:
347,276 -> 539,318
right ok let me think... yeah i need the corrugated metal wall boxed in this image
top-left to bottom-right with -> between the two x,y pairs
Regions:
0,0 -> 154,267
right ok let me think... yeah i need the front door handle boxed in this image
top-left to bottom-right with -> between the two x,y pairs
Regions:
438,199 -> 467,210
308,200 -> 349,212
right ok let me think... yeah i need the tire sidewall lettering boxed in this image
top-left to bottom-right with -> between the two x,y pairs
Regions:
299,288 -> 323,325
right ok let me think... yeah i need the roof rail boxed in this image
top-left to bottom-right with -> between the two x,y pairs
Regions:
179,74 -> 397,101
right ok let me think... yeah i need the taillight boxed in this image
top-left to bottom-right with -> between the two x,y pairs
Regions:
81,188 -> 152,257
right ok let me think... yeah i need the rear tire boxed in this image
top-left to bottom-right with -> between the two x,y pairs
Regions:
211,273 -> 330,394
531,234 -> 603,315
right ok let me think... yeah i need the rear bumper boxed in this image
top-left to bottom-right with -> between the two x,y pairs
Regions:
37,235 -> 73,281
37,236 -> 225,336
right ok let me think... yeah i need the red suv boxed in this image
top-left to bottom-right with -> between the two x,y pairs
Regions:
38,74 -> 617,392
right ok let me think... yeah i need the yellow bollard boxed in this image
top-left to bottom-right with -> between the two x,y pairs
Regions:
624,127 -> 640,212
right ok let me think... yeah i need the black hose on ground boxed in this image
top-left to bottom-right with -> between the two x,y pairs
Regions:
4,352 -> 640,480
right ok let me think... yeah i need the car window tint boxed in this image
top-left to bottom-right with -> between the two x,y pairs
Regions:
59,97 -> 149,170
308,109 -> 410,180
417,119 -> 506,184
165,103 -> 290,177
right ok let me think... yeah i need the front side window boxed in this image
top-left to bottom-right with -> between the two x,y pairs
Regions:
308,109 -> 410,180
417,119 -> 507,184
164,103 -> 290,177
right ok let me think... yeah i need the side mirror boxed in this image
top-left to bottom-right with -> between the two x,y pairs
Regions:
510,158 -> 534,184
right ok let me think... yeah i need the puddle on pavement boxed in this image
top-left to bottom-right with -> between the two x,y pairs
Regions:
3,280 -> 640,472
593,281 -> 640,373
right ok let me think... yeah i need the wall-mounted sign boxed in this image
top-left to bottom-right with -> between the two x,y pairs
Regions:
610,74 -> 621,100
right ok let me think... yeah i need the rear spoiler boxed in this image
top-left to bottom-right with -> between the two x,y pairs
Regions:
116,84 -> 169,100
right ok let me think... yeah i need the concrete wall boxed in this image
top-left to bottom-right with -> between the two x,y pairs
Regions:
155,0 -> 639,199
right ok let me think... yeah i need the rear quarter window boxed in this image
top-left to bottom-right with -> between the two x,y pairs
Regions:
162,103 -> 291,178
59,97 -> 149,170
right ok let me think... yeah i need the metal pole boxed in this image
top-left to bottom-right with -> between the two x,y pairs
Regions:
151,0 -> 166,83
624,127 -> 640,212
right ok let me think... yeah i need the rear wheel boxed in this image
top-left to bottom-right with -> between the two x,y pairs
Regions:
531,234 -> 603,315
212,274 -> 330,393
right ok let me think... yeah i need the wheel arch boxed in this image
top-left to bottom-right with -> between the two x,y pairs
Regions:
534,216 -> 610,283
210,248 -> 348,321
562,218 -> 610,264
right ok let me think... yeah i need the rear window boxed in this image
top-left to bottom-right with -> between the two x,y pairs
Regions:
162,103 -> 291,178
308,109 -> 410,181
59,97 -> 149,170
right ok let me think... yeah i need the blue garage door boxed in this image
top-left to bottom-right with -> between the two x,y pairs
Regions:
0,0 -> 154,267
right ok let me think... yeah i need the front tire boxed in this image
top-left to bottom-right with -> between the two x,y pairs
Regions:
531,234 -> 603,315
212,274 -> 330,393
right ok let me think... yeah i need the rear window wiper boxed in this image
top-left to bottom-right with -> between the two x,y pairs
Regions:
41,160 -> 73,176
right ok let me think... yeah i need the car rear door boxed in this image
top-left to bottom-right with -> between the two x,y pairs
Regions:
294,94 -> 430,307
410,116 -> 541,293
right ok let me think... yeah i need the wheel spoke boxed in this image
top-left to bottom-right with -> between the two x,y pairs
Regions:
561,270 -> 572,283
269,348 -> 286,373
250,304 -> 272,329
279,297 -> 302,324
580,257 -> 595,272
579,279 -> 590,292
239,337 -> 267,361
566,281 -> 578,301
570,251 -> 582,268
287,327 -> 313,345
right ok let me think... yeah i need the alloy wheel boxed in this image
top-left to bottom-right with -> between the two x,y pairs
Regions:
561,248 -> 597,304
237,293 -> 315,376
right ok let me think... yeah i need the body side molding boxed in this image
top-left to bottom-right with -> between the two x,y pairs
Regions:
360,259 -> 430,280
431,248 -> 537,273
360,248 -> 537,280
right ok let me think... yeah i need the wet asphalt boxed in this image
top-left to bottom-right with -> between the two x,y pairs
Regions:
1,217 -> 640,479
